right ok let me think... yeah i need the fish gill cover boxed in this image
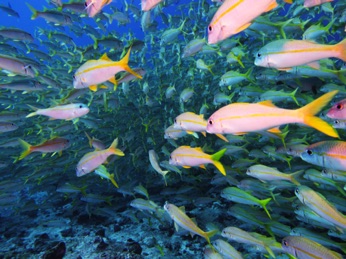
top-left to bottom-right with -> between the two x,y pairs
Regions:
0,0 -> 346,258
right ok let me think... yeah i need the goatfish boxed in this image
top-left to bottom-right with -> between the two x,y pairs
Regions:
149,150 -> 169,185
164,202 -> 218,246
206,90 -> 339,138
0,54 -> 35,77
221,187 -> 272,219
85,0 -> 112,17
246,164 -> 302,185
300,140 -> 346,171
169,146 -> 227,176
76,138 -> 124,177
255,38 -> 346,70
304,0 -> 334,8
18,137 -> 70,160
94,165 -> 118,188
141,0 -> 163,11
208,0 -> 278,44
174,112 -> 228,142
26,103 -> 89,120
295,185 -> 346,231
282,236 -> 343,259
73,47 -> 142,92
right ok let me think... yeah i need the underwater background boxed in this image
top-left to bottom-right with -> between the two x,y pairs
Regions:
1,0 -> 346,258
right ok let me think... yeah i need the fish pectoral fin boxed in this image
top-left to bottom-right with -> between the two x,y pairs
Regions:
266,1 -> 278,12
267,127 -> 282,134
306,61 -> 320,70
215,134 -> 229,142
258,100 -> 276,107
277,68 -> 292,71
201,132 -> 207,137
234,23 -> 252,34
182,166 -> 191,169
100,53 -> 112,61
234,132 -> 247,135
89,85 -> 98,92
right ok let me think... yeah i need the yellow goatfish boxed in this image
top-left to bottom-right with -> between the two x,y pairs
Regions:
208,0 -> 278,44
73,47 -> 142,92
207,90 -> 339,138
164,202 -> 218,246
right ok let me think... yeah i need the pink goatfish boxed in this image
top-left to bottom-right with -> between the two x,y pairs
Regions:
26,103 -> 89,120
84,0 -> 112,17
18,137 -> 70,160
73,47 -> 142,92
326,98 -> 346,119
76,138 -> 124,177
206,91 -> 339,138
0,55 -> 35,78
169,146 -> 227,175
255,38 -> 346,70
304,0 -> 333,8
141,0 -> 163,11
208,0 -> 278,44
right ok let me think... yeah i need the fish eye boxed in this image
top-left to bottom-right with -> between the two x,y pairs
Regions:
84,2 -> 88,6
257,53 -> 261,57
282,240 -> 288,247
306,149 -> 313,155
208,25 -> 212,32
174,119 -> 176,123
334,120 -> 339,124
79,105 -> 83,108
336,104 -> 343,110
295,188 -> 299,195
208,119 -> 213,125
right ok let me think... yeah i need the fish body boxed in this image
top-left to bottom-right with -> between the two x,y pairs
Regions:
141,0 -> 163,11
208,0 -> 278,44
0,55 -> 35,78
164,202 -> 218,246
164,125 -> 188,140
149,150 -> 169,185
255,39 -> 346,70
73,47 -> 142,91
85,0 -> 112,17
0,122 -> 18,133
304,0 -> 333,8
206,91 -> 339,138
295,185 -> 346,231
169,146 -> 226,175
18,137 -> 70,160
174,112 -> 207,134
26,104 -> 89,120
301,140 -> 346,171
0,28 -> 33,42
282,236 -> 342,259
76,138 -> 124,177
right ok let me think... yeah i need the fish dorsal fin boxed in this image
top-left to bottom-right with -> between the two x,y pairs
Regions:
179,206 -> 186,213
267,127 -> 281,134
199,114 -> 204,119
100,53 -> 112,61
258,100 -> 277,107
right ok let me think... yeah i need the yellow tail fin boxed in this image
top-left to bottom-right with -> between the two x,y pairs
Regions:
298,90 -> 339,138
18,138 -> 32,160
118,47 -> 143,79
337,38 -> 346,62
108,138 -> 125,156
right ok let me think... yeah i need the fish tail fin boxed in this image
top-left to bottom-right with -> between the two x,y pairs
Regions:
18,138 -> 32,160
108,138 -> 125,156
337,38 -> 346,62
211,148 -> 227,176
84,132 -> 93,148
80,185 -> 88,196
26,3 -> 38,19
204,229 -> 219,245
264,244 -> 275,259
260,197 -> 272,219
290,170 -> 304,186
290,87 -> 299,106
298,90 -> 339,138
283,0 -> 293,3
26,104 -> 39,118
109,174 -> 119,188
118,47 -> 143,79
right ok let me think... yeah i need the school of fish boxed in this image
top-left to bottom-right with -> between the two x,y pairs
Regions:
1,0 -> 346,258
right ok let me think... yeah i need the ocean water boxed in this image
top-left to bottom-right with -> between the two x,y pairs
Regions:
1,0 -> 346,258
